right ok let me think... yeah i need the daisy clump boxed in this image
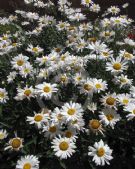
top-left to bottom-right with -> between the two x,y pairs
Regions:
0,0 -> 135,168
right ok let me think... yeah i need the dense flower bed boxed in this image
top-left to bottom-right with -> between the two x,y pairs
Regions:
0,0 -> 135,169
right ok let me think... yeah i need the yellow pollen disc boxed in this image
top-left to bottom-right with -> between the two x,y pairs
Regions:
88,37 -> 96,43
59,141 -> 69,151
84,84 -> 93,91
133,109 -> 135,114
123,99 -> 129,105
85,0 -> 91,4
34,114 -> 43,122
72,120 -> 78,124
0,92 -> 4,98
61,55 -> 66,61
55,48 -> 61,52
120,78 -> 127,83
24,89 -> 31,96
57,114 -> 63,121
0,133 -> 5,140
77,77 -> 82,81
11,138 -> 21,148
2,36 -> 8,40
124,52 -> 132,59
2,44 -> 7,48
24,69 -> 30,73
106,97 -> 115,105
95,83 -> 102,89
23,163 -> 32,169
105,32 -> 110,36
115,20 -> 120,23
12,43 -> 17,47
113,63 -> 122,70
17,60 -> 24,66
43,86 -> 51,93
65,131 -> 72,138
60,76 -> 67,82
49,126 -> 57,133
60,24 -> 65,28
32,47 -> 38,52
67,108 -> 76,115
97,148 -> 105,157
90,120 -> 101,129
102,52 -> 109,57
106,114 -> 114,121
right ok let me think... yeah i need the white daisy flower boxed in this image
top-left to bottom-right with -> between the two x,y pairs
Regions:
106,57 -> 128,74
117,93 -> 132,106
11,54 -> 29,70
36,82 -> 58,99
15,86 -> 35,100
88,139 -> 113,166
81,0 -> 93,7
107,6 -> 120,15
16,155 -> 39,169
27,111 -> 50,129
19,63 -> 33,78
99,108 -> 121,129
43,124 -> 61,139
27,44 -> 43,54
87,41 -> 107,54
88,119 -> 104,135
5,136 -> 23,151
79,78 -> 94,95
0,88 -> 9,103
61,101 -> 83,121
93,78 -> 107,93
100,93 -> 117,109
51,136 -> 76,159
0,129 -> 8,140
51,107 -> 64,124
125,103 -> 135,120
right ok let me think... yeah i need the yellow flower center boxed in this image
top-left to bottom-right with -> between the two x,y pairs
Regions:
90,120 -> 101,129
95,83 -> 102,89
106,114 -> 114,121
24,89 -> 31,96
59,141 -> 69,151
11,138 -> 21,148
57,114 -> 63,121
2,36 -> 8,40
120,78 -> 127,83
55,48 -> 61,52
23,163 -> 32,169
72,120 -> 78,124
124,52 -> 132,59
105,32 -> 111,37
34,114 -> 43,122
123,99 -> 129,105
106,97 -> 115,105
49,126 -> 57,133
97,148 -> 105,157
133,109 -> 135,114
67,108 -> 76,115
43,86 -> 51,93
17,60 -> 24,66
115,19 -> 120,23
32,47 -> 38,52
12,43 -> 17,47
113,63 -> 122,70
85,0 -> 91,4
102,52 -> 109,57
0,92 -> 4,98
0,133 -> 5,140
60,76 -> 67,82
84,84 -> 93,91
65,131 -> 72,138
88,37 -> 97,43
